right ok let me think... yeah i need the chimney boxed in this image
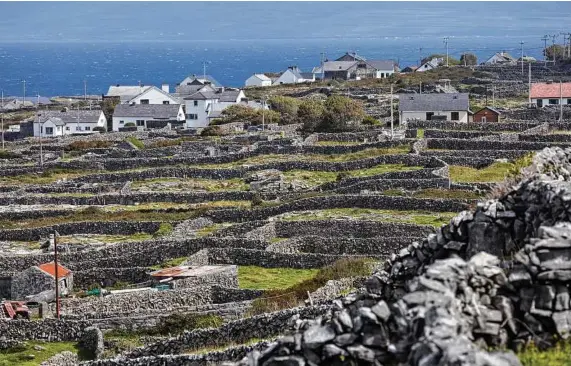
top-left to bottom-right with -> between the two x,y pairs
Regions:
162,83 -> 170,93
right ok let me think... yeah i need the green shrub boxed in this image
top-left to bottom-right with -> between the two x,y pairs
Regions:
153,222 -> 173,237
65,140 -> 112,151
201,126 -> 223,136
251,192 -> 263,207
124,122 -> 136,127
0,150 -> 19,159
92,126 -> 106,133
336,171 -> 350,182
362,115 -> 381,126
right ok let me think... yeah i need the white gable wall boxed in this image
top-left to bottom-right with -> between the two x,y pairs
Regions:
128,88 -> 179,105
245,75 -> 271,87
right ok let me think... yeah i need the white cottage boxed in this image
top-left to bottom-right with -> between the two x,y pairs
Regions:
126,85 -> 180,105
245,74 -> 272,87
399,93 -> 471,123
34,110 -> 107,137
273,66 -> 315,85
112,104 -> 185,131
183,88 -> 247,128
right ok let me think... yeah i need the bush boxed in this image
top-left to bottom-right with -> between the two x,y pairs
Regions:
336,171 -> 350,182
269,96 -> 302,124
147,139 -> 182,149
317,95 -> 365,132
201,126 -> 223,136
298,99 -> 325,131
64,140 -> 112,151
251,192 -> 263,207
92,126 -> 106,133
0,150 -> 19,159
362,115 -> 381,126
124,122 -> 136,127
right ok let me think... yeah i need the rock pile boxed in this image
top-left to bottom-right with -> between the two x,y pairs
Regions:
245,169 -> 308,193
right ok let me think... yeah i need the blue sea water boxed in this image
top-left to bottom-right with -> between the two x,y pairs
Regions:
0,1 -> 569,96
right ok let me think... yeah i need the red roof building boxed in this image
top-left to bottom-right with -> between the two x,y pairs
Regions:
530,82 -> 571,107
37,262 -> 72,278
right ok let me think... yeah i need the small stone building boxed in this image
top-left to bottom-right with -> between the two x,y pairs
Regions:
473,107 -> 501,123
150,265 -> 237,289
11,262 -> 73,300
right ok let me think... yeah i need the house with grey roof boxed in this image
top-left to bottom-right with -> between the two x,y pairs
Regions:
106,85 -> 153,103
484,52 -> 517,65
112,104 -> 185,131
273,66 -> 315,85
34,109 -> 107,137
417,58 -> 443,73
313,53 -> 397,80
183,88 -> 249,128
176,75 -> 222,95
399,93 -> 472,123
245,74 -> 272,87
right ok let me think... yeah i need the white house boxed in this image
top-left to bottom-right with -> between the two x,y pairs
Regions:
112,104 -> 185,131
273,66 -> 315,85
417,58 -> 443,72
245,74 -> 272,87
399,93 -> 471,123
530,82 -> 571,108
34,110 -> 107,137
183,88 -> 249,128
126,85 -> 180,105
484,52 -> 516,65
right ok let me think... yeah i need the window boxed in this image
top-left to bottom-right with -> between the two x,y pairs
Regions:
194,101 -> 198,106
76,126 -> 81,131
549,99 -> 559,105
163,101 -> 170,105
537,99 -> 543,107
85,126 -> 90,131
568,99 -> 571,105
119,120 -> 124,124
426,112 -> 434,120
136,120 -> 145,127
451,112 -> 459,121
66,127 -> 70,131
140,99 -> 149,104
45,127 -> 53,135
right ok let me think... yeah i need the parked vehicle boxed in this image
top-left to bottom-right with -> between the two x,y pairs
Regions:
1,300 -> 30,320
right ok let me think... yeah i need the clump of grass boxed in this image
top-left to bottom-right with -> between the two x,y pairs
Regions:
417,129 -> 425,138
146,139 -> 182,149
247,258 -> 375,315
382,188 -> 484,200
449,153 -> 535,184
0,341 -> 87,366
0,149 -> 20,159
106,313 -> 223,338
153,222 -> 173,237
125,136 -> 145,149
149,256 -> 188,270
517,340 -> 571,366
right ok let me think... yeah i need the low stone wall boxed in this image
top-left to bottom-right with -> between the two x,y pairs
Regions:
206,195 -> 470,223
407,120 -> 540,132
273,220 -> 433,239
426,138 -> 571,151
0,221 -> 162,242
123,305 -> 330,358
334,177 -> 450,194
423,129 -> 496,139
0,319 -> 92,344
73,267 -> 151,290
421,149 -> 529,160
520,134 -> 571,142
171,265 -> 238,290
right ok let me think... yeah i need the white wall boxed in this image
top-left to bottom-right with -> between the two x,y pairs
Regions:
128,88 -> 178,105
184,99 -> 217,128
401,110 -> 469,123
374,70 -> 394,78
34,113 -> 106,137
245,76 -> 271,87
274,70 -> 298,85
532,98 -> 571,107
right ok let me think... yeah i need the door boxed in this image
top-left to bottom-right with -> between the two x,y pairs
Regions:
426,112 -> 434,120
537,99 -> 543,108
481,116 -> 487,122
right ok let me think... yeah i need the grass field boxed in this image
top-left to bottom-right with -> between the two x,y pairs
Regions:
238,266 -> 319,290
448,162 -> 515,183
0,341 -> 83,366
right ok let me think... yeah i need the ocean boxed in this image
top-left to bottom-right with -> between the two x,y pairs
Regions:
0,1 -> 569,97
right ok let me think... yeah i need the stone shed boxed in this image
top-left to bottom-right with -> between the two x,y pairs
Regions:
10,262 -> 73,300
150,265 -> 238,289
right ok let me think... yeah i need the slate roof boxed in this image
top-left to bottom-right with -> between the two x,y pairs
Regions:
317,61 -> 358,72
530,82 -> 571,99
113,104 -> 182,119
36,110 -> 102,124
366,60 -> 395,71
218,89 -> 242,102
300,72 -> 314,80
336,52 -> 367,62
398,93 -> 470,112
180,75 -> 222,88
175,84 -> 216,96
252,74 -> 271,82
183,89 -> 242,102
45,117 -> 65,126
475,107 -> 502,115
106,86 -> 152,102
37,262 -> 71,278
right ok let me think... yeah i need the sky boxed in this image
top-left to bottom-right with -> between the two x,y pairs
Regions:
0,1 -> 570,43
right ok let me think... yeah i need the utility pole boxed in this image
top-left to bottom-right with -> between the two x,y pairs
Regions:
528,62 -> 532,107
419,47 -> 423,66
520,41 -> 525,74
320,52 -> 325,81
1,90 -> 4,150
443,37 -> 449,67
419,81 -> 422,94
542,35 -> 549,65
203,61 -> 207,80
53,232 -> 60,320
551,34 -> 558,64
390,84 -> 394,139
22,80 -> 26,104
83,80 -> 87,101
38,98 -> 43,168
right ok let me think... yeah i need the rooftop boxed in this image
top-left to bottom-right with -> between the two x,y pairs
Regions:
398,93 -> 470,112
37,262 -> 71,278
36,110 -> 102,124
530,82 -> 571,99
151,265 -> 235,279
106,85 -> 152,101
113,104 -> 182,118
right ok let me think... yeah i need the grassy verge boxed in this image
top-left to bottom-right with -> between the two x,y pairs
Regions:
149,256 -> 188,270
238,266 -> 319,290
125,136 -> 144,149
281,208 -> 457,227
449,162 -> 515,183
248,258 -> 375,315
0,169 -> 94,185
517,341 -> 571,366
0,341 -> 86,366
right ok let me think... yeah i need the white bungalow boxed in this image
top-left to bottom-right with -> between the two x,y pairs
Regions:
245,74 -> 272,87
